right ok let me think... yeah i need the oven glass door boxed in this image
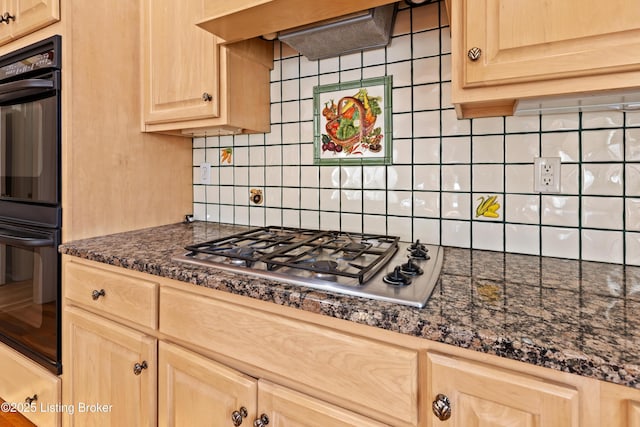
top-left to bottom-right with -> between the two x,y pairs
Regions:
0,221 -> 59,373
0,72 -> 59,206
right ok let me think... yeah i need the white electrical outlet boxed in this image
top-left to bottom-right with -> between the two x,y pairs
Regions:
199,163 -> 212,184
534,157 -> 561,193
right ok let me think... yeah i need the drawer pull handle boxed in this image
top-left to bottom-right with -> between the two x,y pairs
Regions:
91,289 -> 106,300
202,92 -> 213,102
467,46 -> 482,61
133,361 -> 148,375
432,393 -> 452,421
253,414 -> 269,427
232,406 -> 248,426
24,394 -> 37,404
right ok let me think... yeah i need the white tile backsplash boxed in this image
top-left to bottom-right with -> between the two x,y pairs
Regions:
413,83 -> 441,111
541,196 -> 579,227
471,165 -> 504,192
441,165 -> 470,191
472,135 -> 504,163
582,196 -> 623,230
625,233 -> 640,266
441,137 -> 470,164
582,164 -> 624,195
541,227 -> 579,259
505,194 -> 539,224
626,199 -> 640,231
582,229 -> 623,263
413,57 -> 440,85
582,129 -> 623,162
505,224 -> 539,255
472,221 -> 503,251
441,220 -> 470,247
441,192 -> 469,219
192,2 -> 640,265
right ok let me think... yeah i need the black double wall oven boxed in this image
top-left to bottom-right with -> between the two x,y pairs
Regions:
0,35 -> 62,374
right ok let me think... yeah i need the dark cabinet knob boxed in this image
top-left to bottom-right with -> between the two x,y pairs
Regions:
253,414 -> 269,427
133,361 -> 148,375
232,406 -> 248,426
467,47 -> 482,61
91,289 -> 106,300
432,393 -> 452,421
0,12 -> 15,24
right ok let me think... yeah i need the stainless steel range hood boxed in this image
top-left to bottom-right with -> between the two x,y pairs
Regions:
514,89 -> 640,116
277,3 -> 397,60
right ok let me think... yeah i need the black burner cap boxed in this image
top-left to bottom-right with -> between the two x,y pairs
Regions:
310,260 -> 339,272
383,266 -> 412,286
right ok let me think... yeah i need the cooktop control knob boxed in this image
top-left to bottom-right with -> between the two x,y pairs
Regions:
410,239 -> 426,251
410,247 -> 430,260
383,266 -> 412,286
401,256 -> 424,276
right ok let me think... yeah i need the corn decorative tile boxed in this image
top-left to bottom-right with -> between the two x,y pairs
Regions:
475,195 -> 500,219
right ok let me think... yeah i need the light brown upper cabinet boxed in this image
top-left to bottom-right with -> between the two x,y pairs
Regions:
142,0 -> 273,136
0,0 -> 59,46
450,0 -> 640,118
196,0 -> 397,43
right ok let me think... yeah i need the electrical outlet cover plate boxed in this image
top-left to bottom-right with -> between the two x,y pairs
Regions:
534,157 -> 561,193
200,163 -> 212,185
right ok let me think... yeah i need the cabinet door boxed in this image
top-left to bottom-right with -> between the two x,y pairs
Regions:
600,381 -> 640,427
142,0 -> 220,125
257,380 -> 390,427
459,0 -> 640,88
64,307 -> 157,427
158,342 -> 258,427
631,401 -> 640,427
0,343 -> 60,426
160,286 -> 419,426
9,0 -> 59,40
427,352 -> 580,427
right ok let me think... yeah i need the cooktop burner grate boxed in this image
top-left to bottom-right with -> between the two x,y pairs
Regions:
184,226 -> 399,284
175,225 -> 443,308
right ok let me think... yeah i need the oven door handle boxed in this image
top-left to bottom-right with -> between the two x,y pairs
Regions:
0,226 -> 54,248
0,78 -> 55,104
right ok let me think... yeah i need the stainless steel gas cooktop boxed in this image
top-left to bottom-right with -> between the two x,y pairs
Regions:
172,226 -> 443,308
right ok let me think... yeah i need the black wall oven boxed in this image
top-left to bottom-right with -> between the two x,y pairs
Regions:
0,35 -> 62,374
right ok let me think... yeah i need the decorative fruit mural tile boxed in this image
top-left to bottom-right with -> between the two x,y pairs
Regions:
313,76 -> 392,165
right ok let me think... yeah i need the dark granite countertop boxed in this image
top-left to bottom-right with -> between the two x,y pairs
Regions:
59,221 -> 640,389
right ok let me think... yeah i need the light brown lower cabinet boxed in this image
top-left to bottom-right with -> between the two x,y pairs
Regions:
0,343 -> 60,426
427,352 -> 582,426
632,401 -> 640,427
600,381 -> 640,427
63,306 -> 157,427
61,256 -> 640,427
159,341 -> 389,427
158,341 -> 256,427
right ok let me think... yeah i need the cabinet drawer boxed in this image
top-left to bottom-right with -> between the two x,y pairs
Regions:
64,260 -> 158,329
160,287 -> 418,426
0,344 -> 61,427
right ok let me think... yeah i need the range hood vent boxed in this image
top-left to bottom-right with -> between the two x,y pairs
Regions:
277,4 -> 397,61
514,90 -> 640,116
